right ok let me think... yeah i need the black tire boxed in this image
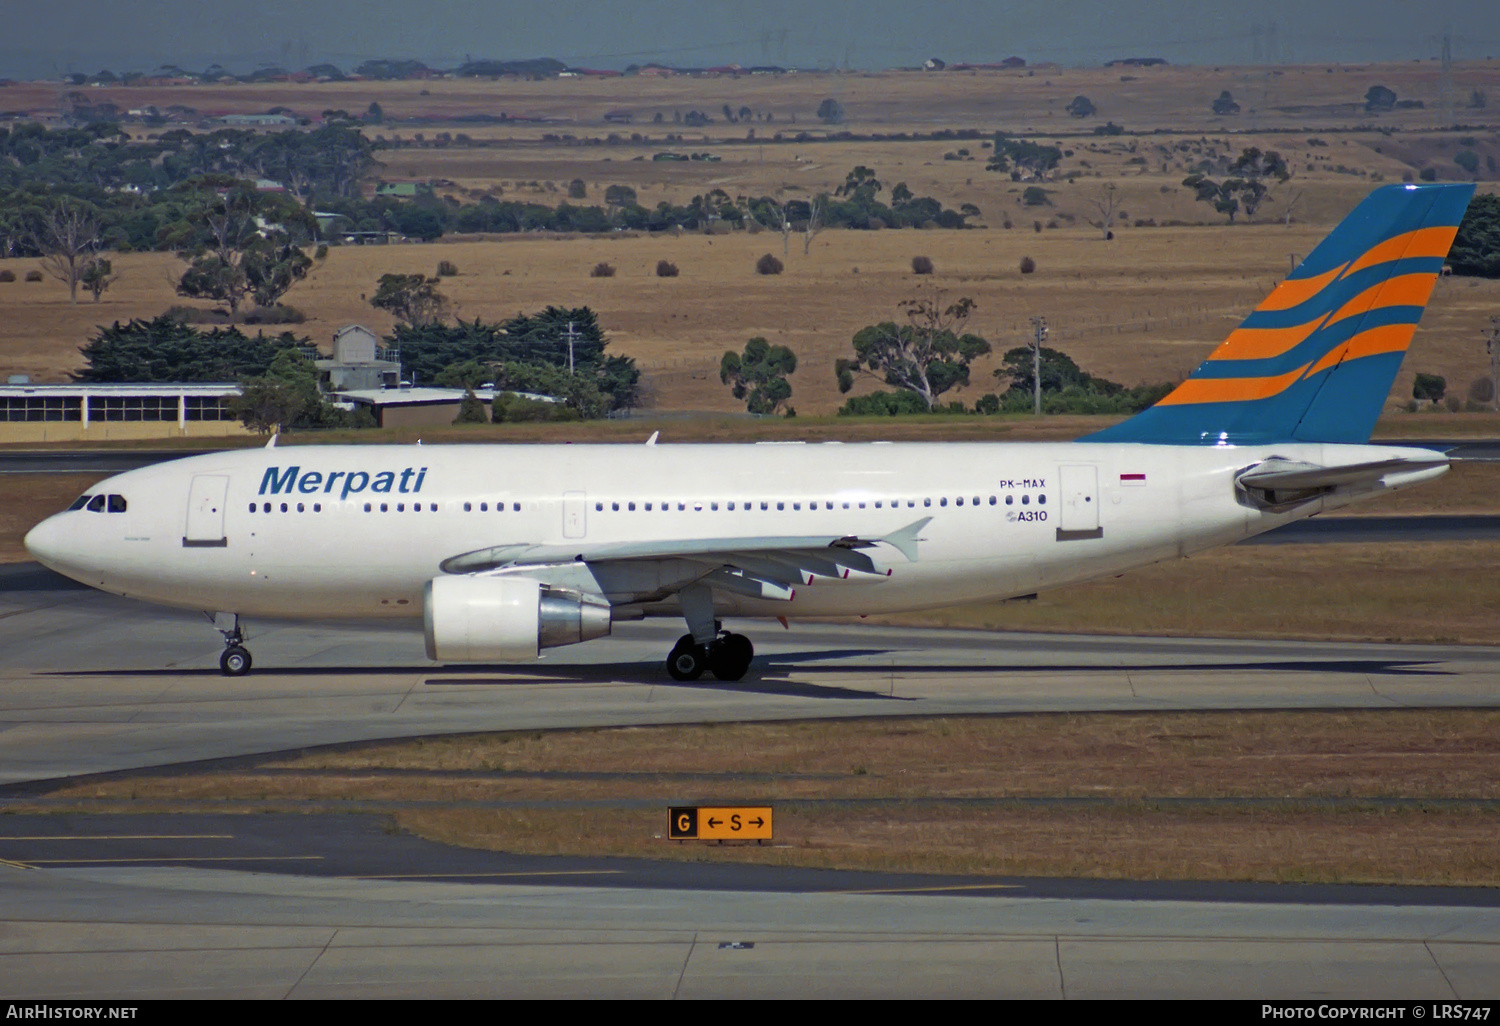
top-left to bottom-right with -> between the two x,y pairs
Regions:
220,646 -> 252,676
709,633 -> 754,682
666,642 -> 706,681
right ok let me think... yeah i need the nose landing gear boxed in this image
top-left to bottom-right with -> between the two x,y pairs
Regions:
210,612 -> 252,676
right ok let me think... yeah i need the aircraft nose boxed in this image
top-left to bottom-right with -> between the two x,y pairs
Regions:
24,515 -> 65,570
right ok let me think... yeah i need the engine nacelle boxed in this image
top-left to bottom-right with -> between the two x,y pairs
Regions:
423,575 -> 611,662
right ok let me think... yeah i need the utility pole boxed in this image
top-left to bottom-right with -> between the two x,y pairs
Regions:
1029,316 -> 1048,416
1484,316 -> 1500,412
563,320 -> 578,376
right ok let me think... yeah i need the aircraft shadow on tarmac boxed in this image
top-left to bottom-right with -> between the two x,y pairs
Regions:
41,651 -> 1451,691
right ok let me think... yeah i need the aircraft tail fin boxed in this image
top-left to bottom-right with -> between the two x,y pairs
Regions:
1082,183 -> 1474,445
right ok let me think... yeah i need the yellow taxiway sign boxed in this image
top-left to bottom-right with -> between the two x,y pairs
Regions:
668,806 -> 773,841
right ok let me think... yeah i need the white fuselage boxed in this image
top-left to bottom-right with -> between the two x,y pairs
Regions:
24,440 -> 1443,626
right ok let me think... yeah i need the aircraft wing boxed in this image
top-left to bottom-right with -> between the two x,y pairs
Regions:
439,517 -> 933,602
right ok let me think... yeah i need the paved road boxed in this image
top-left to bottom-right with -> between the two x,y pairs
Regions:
2,567 -> 1498,997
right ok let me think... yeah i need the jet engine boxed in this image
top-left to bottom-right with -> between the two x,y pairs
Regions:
423,575 -> 611,661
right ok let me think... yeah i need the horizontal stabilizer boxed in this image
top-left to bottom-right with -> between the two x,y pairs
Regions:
1238,456 -> 1447,491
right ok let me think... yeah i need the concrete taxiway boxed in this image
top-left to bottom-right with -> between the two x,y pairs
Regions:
1,565 -> 1498,998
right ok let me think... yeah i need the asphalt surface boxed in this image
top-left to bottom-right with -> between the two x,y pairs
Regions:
2,545 -> 1498,996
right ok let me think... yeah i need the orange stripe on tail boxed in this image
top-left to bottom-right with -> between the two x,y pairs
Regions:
1156,363 -> 1311,406
1344,225 -> 1459,276
1304,323 -> 1419,378
1329,273 -> 1439,325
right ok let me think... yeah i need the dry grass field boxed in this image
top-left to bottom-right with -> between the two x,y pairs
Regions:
30,710 -> 1499,885
4,60 -> 1500,418
7,220 -> 1500,417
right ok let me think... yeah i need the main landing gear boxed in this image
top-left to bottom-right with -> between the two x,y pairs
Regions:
667,630 -> 754,682
664,583 -> 754,682
211,612 -> 252,677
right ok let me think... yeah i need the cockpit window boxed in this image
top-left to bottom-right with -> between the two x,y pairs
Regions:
107,494 -> 127,513
86,495 -> 106,512
67,494 -> 92,511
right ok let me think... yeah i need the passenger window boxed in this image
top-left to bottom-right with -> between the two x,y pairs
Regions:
86,495 -> 106,512
923,498 -> 931,507
364,503 -> 372,512
1021,495 -> 1030,505
956,497 -> 964,506
940,498 -> 947,507
280,503 -> 288,513
1006,495 -> 1014,506
296,503 -> 305,513
513,503 -> 520,512
1039,495 -> 1047,505
68,495 -> 92,511
464,502 -> 472,512
263,503 -> 272,513
314,504 -> 322,513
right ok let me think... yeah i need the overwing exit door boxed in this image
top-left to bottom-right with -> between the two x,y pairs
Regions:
563,491 -> 587,539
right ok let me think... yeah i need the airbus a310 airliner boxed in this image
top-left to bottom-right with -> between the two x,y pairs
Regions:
24,183 -> 1473,681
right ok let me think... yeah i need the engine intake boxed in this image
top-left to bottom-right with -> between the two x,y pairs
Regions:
424,575 -> 611,662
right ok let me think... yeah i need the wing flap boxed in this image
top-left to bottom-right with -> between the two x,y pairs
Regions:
439,518 -> 932,581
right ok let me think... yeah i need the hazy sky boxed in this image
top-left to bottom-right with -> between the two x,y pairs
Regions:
5,1 -> 1500,79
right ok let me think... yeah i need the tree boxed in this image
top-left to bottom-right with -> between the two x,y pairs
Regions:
1212,90 -> 1241,115
802,193 -> 828,254
720,337 -> 797,415
1090,182 -> 1120,239
1364,85 -> 1397,113
74,316 -> 306,383
79,257 -> 114,302
1412,373 -> 1446,402
29,201 -> 102,304
369,273 -> 449,325
986,133 -> 1062,180
1226,147 -> 1291,220
835,289 -> 991,411
1183,147 -> 1289,223
229,349 -> 337,434
1449,193 -> 1500,277
604,184 -> 637,208
453,388 -> 489,424
837,165 -> 882,204
816,98 -> 845,124
1066,95 -> 1097,118
170,179 -> 316,316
